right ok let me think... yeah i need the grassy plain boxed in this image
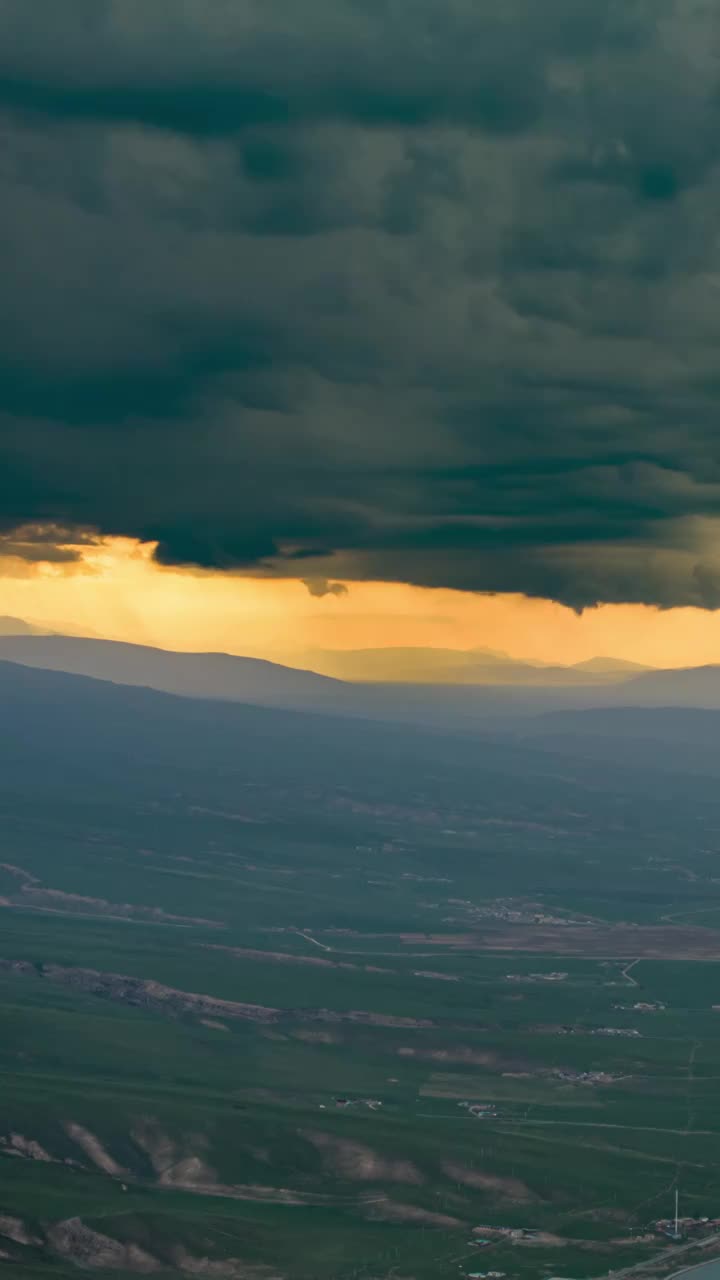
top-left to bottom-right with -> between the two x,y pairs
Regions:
3,667 -> 720,1277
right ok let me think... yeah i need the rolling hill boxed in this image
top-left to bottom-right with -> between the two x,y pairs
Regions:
1,633 -> 720,740
0,634 -> 345,711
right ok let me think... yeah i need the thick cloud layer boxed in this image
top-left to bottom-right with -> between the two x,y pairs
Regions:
3,0 -> 720,607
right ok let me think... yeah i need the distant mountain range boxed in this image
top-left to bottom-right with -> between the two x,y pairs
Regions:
0,631 -> 719,729
2,656 -> 719,791
297,646 -> 651,685
0,620 -> 659,692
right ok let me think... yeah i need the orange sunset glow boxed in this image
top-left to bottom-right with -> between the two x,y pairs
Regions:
3,536 -> 720,672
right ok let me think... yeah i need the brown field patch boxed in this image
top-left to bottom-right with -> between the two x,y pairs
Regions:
1,881 -> 221,929
291,1030 -> 341,1044
442,1161 -> 537,1202
473,923 -> 720,958
362,1198 -> 463,1228
515,1232 -> 566,1247
65,1123 -> 127,1177
398,1046 -> 498,1067
302,1132 -> 423,1184
384,924 -> 720,959
205,945 -> 338,969
203,944 -> 392,976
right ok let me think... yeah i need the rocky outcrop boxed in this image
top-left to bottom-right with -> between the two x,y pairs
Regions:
46,1219 -> 161,1272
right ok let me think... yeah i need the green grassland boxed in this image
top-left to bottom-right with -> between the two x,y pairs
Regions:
4,676 -> 720,1277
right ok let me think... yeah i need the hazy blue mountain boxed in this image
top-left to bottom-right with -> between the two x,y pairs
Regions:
0,634 -> 630,719
571,656 -> 653,674
0,634 -> 345,710
0,656 -> 610,806
0,657 -> 708,803
2,634 -> 720,737
511,705 -> 720,778
299,646 -> 635,685
428,662 -> 631,687
0,634 -> 597,723
298,645 -> 517,682
615,664 -> 720,707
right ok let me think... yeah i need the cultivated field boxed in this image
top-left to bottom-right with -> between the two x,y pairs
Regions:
3,669 -> 720,1278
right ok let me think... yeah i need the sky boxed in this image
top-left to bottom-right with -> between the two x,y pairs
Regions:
3,1 -> 720,666
5,537 -> 720,669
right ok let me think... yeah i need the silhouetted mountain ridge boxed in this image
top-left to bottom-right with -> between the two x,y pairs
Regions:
0,634 -> 344,709
2,634 -> 720,732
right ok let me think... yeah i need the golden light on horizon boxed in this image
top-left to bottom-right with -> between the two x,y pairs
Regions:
2,536 -> 720,672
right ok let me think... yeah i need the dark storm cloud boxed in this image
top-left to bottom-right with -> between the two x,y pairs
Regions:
0,0 -> 593,135
303,579 -> 349,599
0,524 -> 90,568
3,0 -> 720,607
